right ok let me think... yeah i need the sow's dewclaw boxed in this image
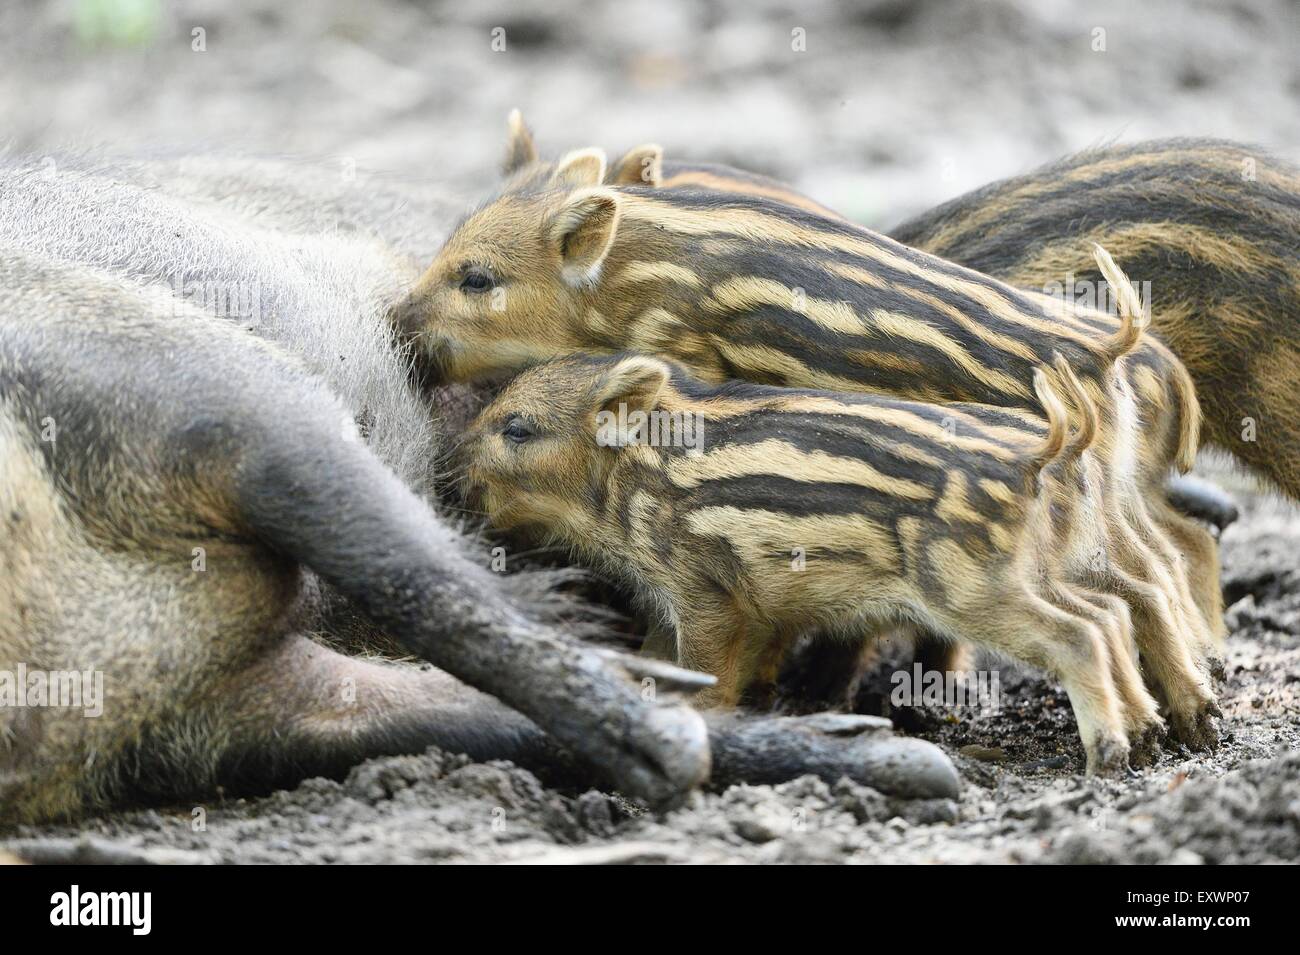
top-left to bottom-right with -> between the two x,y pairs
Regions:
458,332 -> 1214,774
395,154 -> 1220,735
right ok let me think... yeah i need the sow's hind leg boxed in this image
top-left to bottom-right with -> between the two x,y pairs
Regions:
145,635 -> 963,803
0,280 -> 708,820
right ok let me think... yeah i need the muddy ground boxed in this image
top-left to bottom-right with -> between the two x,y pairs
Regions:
2,0 -> 1299,863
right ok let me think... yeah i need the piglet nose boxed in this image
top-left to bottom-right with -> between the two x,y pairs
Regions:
390,291 -> 431,341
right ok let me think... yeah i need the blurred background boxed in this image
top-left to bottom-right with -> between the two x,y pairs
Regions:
2,0 -> 1297,227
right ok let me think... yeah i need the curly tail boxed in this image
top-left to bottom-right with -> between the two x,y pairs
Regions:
1093,241 -> 1201,472
1093,243 -> 1147,361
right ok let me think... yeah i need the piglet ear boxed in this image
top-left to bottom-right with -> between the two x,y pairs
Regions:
502,108 -> 538,174
551,147 -> 608,188
609,144 -> 664,187
595,354 -> 671,416
549,187 -> 621,287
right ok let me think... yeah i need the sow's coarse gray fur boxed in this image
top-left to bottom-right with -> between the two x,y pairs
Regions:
3,152 -> 451,495
0,151 -> 711,825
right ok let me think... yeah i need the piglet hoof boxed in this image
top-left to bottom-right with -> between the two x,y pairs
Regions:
1128,721 -> 1167,769
1168,702 -> 1221,752
1085,734 -> 1132,777
705,712 -> 959,799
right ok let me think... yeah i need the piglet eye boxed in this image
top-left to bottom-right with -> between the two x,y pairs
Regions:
502,415 -> 535,444
459,268 -> 495,294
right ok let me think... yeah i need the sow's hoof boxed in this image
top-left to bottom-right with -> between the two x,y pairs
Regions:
705,712 -> 961,800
